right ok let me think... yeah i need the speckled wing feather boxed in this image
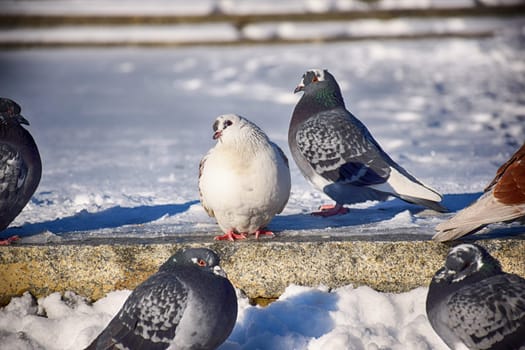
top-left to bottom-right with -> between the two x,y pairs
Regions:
447,274 -> 525,350
296,109 -> 390,186
0,144 -> 28,209
88,273 -> 188,350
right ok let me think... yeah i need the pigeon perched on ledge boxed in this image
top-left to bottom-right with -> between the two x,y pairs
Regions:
86,248 -> 238,350
0,98 -> 41,242
288,69 -> 446,216
426,243 -> 525,350
434,142 -> 525,242
199,114 -> 291,241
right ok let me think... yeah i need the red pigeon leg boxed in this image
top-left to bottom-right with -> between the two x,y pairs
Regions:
311,203 -> 349,217
214,231 -> 247,241
254,229 -> 274,239
0,235 -> 20,245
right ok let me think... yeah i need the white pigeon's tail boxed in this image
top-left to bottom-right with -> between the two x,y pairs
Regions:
433,191 -> 525,242
370,167 -> 446,212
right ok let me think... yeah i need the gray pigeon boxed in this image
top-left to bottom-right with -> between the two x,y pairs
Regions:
86,248 -> 238,350
0,98 -> 41,242
289,69 -> 446,216
426,243 -> 525,350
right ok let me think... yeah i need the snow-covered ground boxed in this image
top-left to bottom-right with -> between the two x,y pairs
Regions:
0,13 -> 524,350
1,285 -> 448,350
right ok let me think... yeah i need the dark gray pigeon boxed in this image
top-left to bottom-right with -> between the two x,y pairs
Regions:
0,98 -> 41,241
426,243 -> 525,350
289,69 -> 446,216
86,248 -> 238,350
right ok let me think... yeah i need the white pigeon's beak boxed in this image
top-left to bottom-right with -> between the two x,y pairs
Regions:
213,130 -> 222,140
294,84 -> 305,93
213,265 -> 227,278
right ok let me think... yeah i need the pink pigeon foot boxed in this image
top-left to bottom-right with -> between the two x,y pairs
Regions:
214,231 -> 247,241
311,204 -> 349,217
0,235 -> 20,245
254,229 -> 275,239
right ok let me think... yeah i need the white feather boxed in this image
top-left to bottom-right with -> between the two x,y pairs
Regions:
199,114 -> 291,234
369,166 -> 442,202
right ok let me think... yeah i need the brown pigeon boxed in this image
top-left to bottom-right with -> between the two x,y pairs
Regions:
434,142 -> 525,241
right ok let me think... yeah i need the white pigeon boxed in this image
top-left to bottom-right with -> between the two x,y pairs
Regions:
199,114 -> 291,241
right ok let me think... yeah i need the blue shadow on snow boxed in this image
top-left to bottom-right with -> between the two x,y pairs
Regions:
272,192 -> 483,232
2,200 -> 198,238
225,288 -> 338,348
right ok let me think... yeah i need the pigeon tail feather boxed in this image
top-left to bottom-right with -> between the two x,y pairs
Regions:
433,192 -> 525,241
370,167 -> 445,211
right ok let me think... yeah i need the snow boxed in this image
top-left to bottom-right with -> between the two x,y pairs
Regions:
2,19 -> 523,241
0,6 -> 524,350
0,285 -> 449,350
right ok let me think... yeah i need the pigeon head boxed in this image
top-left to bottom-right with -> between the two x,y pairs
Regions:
435,244 -> 502,284
0,98 -> 29,126
160,247 -> 227,278
294,69 -> 345,109
211,114 -> 263,144
294,69 -> 328,93
212,114 -> 243,141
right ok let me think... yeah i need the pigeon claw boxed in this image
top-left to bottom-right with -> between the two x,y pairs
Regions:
214,231 -> 247,241
254,229 -> 274,239
311,204 -> 349,217
0,235 -> 20,245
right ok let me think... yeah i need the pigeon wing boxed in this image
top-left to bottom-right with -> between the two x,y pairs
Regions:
296,109 -> 391,186
447,274 -> 525,350
0,143 -> 30,229
0,144 -> 28,205
198,153 -> 215,218
487,143 -> 525,205
271,141 -> 289,169
88,273 -> 189,350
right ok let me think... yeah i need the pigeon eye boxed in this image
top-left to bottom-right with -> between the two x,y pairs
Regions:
312,75 -> 319,82
224,120 -> 233,127
197,259 -> 207,267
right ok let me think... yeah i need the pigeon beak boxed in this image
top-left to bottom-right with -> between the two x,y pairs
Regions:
16,114 -> 30,125
213,131 -> 222,140
294,84 -> 305,93
213,265 -> 227,278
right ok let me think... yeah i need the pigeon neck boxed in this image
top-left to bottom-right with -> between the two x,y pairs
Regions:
218,129 -> 268,158
297,86 -> 345,116
316,86 -> 344,109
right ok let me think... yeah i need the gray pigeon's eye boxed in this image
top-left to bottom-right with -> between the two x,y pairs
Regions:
312,75 -> 319,82
197,259 -> 207,267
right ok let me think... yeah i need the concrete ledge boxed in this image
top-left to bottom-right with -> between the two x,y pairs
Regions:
1,236 -> 524,306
